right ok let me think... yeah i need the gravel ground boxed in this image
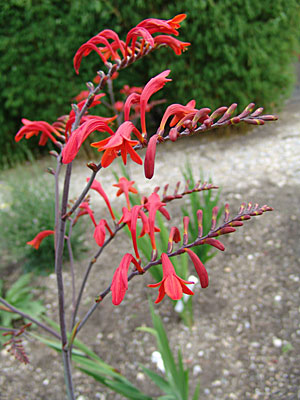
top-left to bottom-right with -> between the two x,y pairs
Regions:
1,99 -> 300,400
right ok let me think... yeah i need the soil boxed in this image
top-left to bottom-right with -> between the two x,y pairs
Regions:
1,97 -> 300,400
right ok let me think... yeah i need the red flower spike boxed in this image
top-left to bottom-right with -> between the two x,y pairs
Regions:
184,248 -> 209,288
79,202 -> 97,227
168,226 -> 181,253
87,178 -> 115,220
15,119 -> 62,146
111,253 -> 143,305
113,177 -> 138,210
148,253 -> 194,303
140,70 -> 172,135
27,230 -> 54,250
144,133 -> 159,179
91,121 -> 143,168
154,36 -> 190,55
183,216 -> 189,245
197,209 -> 203,237
202,238 -> 225,251
94,219 -> 113,247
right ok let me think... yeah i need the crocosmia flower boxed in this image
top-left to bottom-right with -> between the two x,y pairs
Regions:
91,121 -> 144,167
111,253 -> 143,305
148,253 -> 194,303
185,248 -> 209,288
15,119 -> 62,146
27,230 -> 54,250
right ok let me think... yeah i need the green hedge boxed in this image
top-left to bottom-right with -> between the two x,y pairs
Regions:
1,0 -> 299,168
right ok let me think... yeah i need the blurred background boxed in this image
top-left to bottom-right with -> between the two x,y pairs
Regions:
1,0 -> 299,168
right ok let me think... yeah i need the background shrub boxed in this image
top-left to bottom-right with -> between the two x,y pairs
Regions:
1,0 -> 299,168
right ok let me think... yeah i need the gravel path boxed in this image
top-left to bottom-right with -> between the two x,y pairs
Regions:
1,99 -> 300,400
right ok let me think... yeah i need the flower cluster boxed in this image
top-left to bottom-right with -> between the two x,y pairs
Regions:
73,14 -> 190,74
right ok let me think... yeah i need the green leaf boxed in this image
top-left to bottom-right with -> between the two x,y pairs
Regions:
148,302 -> 179,388
140,365 -> 172,394
192,383 -> 201,400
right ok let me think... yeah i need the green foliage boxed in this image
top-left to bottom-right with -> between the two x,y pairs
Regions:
0,274 -> 45,330
0,164 -> 86,274
34,318 -> 153,400
137,301 -> 200,400
1,0 -> 299,168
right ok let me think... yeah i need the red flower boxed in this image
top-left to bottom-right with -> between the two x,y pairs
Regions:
158,102 -> 198,134
143,193 -> 170,256
73,15 -> 188,73
15,119 -> 63,146
154,36 -> 190,55
113,177 -> 138,209
94,219 -> 113,247
62,115 -> 116,164
148,253 -> 194,303
144,133 -> 159,179
124,27 -> 154,58
118,205 -> 148,261
79,202 -> 97,227
184,248 -> 209,288
137,14 -> 187,36
87,178 -> 115,221
91,121 -> 144,167
27,230 -> 54,250
124,93 -> 141,121
74,30 -> 125,74
111,253 -> 143,305
139,70 -> 171,135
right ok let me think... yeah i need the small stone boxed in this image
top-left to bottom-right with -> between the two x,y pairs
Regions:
197,350 -> 204,357
42,379 -> 49,386
186,342 -> 192,349
193,365 -> 202,376
212,379 -> 222,387
274,295 -> 282,302
247,254 -> 254,260
272,337 -> 282,348
136,372 -> 145,381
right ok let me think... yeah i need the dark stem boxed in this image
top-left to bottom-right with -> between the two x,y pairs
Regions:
55,162 -> 75,400
0,298 -> 60,340
54,155 -> 62,250
62,166 -> 101,220
67,220 -> 76,329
